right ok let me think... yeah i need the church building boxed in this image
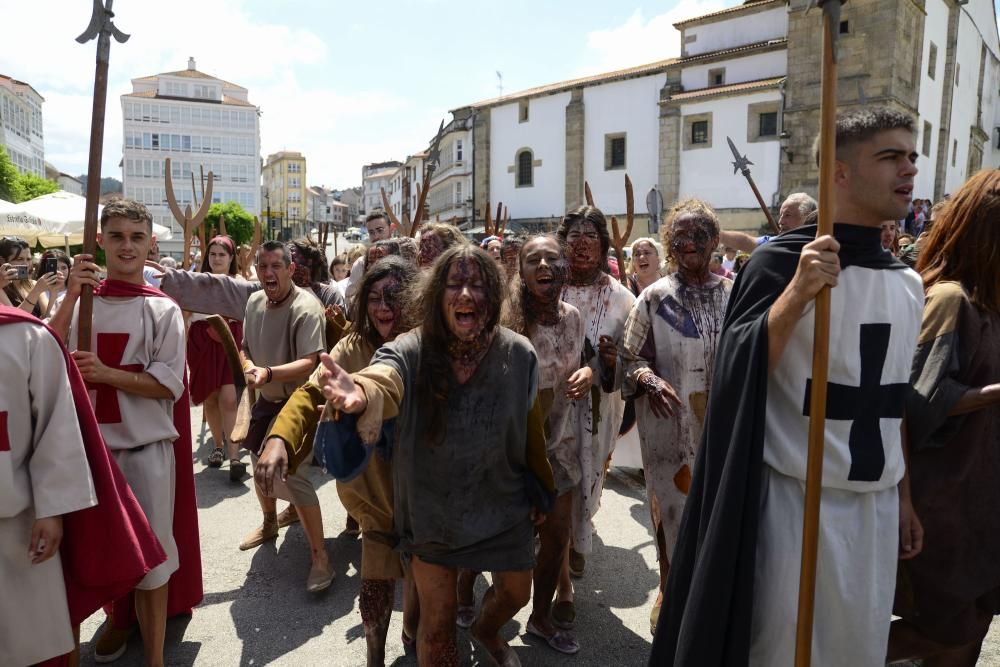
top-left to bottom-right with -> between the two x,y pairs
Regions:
449,0 -> 1000,232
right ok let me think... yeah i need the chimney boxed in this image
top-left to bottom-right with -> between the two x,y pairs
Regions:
187,57 -> 196,71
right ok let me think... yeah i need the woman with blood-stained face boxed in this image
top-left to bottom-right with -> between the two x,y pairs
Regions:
554,205 -> 636,623
499,234 -> 592,655
416,222 -> 466,269
257,256 -> 420,665
189,235 -> 245,470
315,245 -> 554,666
621,198 -> 732,633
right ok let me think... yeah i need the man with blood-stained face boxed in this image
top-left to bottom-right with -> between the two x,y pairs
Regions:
416,222 -> 468,271
502,234 -> 527,279
555,205 -> 636,620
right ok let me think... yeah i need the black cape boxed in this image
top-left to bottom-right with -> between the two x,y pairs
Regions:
648,224 -> 907,666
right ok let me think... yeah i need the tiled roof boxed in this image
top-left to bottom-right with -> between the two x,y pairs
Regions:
135,69 -> 246,90
674,0 -> 785,27
122,89 -> 255,107
678,38 -> 787,64
463,58 -> 678,110
364,168 -> 399,181
667,76 -> 785,101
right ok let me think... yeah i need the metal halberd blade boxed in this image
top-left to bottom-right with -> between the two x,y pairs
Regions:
727,136 -> 753,175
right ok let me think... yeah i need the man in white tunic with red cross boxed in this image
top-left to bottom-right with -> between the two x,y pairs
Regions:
52,198 -> 193,667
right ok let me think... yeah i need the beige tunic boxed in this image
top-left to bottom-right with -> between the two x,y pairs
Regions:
622,273 -> 731,558
0,321 -> 97,666
561,274 -> 635,553
529,302 -> 584,495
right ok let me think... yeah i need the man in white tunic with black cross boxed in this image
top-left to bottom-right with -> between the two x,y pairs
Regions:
650,107 -> 926,667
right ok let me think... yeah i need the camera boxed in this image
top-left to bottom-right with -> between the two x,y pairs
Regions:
13,265 -> 29,280
43,258 -> 59,276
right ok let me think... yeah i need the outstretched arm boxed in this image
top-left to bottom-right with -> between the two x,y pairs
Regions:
158,268 -> 256,320
719,229 -> 760,254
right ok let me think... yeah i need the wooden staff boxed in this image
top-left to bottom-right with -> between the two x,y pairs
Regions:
74,0 -> 129,352
484,200 -> 493,236
584,181 -> 595,207
610,174 -> 635,287
795,2 -> 844,666
165,157 -> 213,270
380,187 -> 402,231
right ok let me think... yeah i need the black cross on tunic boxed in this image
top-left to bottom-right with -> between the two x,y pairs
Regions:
802,322 -> 907,482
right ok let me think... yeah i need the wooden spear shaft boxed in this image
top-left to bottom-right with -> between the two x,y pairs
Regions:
794,3 -> 841,666
76,0 -> 128,352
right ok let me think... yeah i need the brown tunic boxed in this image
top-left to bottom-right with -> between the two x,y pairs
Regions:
899,281 -> 1000,643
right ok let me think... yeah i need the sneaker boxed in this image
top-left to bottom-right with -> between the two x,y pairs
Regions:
93,622 -> 130,663
569,549 -> 586,578
239,520 -> 278,550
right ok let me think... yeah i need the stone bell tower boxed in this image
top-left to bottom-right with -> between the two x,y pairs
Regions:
779,0 -> 927,196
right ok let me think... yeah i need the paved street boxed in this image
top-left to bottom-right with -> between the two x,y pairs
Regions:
78,404 -> 999,666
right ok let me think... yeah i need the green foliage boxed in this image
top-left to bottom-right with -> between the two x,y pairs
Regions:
0,145 -> 62,203
77,174 -> 123,195
203,201 -> 254,246
0,146 -> 22,202
17,171 -> 60,201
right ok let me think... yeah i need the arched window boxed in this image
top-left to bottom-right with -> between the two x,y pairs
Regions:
517,149 -> 533,187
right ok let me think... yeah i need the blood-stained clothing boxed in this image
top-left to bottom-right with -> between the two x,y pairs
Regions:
561,273 -> 635,553
0,319 -> 97,666
529,301 -> 585,495
622,273 -> 731,557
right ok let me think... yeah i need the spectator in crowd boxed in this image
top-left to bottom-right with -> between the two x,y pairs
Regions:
0,236 -> 59,317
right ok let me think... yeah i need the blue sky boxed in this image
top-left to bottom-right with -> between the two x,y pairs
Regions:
4,0 -> 998,191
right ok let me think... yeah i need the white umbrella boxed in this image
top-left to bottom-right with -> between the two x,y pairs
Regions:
17,191 -> 173,246
0,198 -> 55,244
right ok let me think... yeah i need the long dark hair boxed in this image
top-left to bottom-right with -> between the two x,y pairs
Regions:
556,205 -> 611,273
199,235 -> 238,276
918,169 -> 1000,313
503,234 -> 566,336
409,245 -> 508,443
34,249 -> 70,280
349,256 -> 418,349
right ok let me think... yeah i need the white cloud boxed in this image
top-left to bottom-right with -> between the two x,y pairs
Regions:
0,0 -> 426,191
580,0 -> 739,75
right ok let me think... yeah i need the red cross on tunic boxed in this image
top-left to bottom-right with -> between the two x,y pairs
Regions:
0,411 -> 9,452
88,332 -> 143,424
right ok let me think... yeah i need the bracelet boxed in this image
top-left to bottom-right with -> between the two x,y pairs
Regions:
25,298 -> 36,306
265,367 -> 273,383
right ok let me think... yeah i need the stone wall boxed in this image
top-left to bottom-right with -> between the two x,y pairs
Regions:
565,88 -> 585,211
780,0 -> 926,196
473,108 -> 491,220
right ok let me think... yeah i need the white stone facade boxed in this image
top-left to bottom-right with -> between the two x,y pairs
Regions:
120,58 -> 261,255
0,74 -> 44,178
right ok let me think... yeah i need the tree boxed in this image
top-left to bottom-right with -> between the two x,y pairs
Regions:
0,146 -> 20,202
17,171 -> 60,202
203,200 -> 254,246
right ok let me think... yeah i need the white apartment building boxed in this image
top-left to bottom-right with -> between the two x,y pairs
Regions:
427,115 -> 473,224
0,74 -> 44,178
362,165 -> 399,215
387,152 -> 426,223
121,57 -> 261,255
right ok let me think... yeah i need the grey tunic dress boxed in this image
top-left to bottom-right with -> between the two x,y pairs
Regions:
371,327 -> 540,571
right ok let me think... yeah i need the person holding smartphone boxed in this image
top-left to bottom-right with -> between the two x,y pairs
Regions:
33,250 -> 71,319
0,237 -> 59,317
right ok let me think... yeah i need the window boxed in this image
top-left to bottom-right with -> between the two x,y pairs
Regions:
927,42 -> 938,80
759,112 -> 778,137
604,133 -> 627,170
922,121 -> 932,156
517,150 -> 533,187
456,139 -> 463,162
519,100 -> 529,123
708,68 -> 726,87
455,181 -> 463,205
692,121 -> 709,144
839,20 -> 849,34
952,139 -> 958,166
